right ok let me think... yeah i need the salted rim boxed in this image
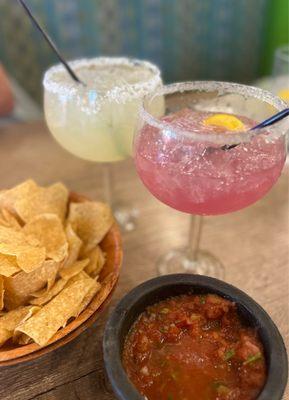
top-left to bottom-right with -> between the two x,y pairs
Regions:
43,57 -> 162,103
140,81 -> 289,145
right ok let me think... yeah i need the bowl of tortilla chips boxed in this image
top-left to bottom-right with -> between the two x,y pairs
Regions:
0,180 -> 122,366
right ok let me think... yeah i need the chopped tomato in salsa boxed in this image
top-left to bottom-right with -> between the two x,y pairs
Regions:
122,294 -> 266,400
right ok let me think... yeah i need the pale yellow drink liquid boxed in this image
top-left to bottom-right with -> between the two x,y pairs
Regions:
43,58 -> 164,162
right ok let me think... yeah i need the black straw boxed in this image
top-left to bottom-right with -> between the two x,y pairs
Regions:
18,0 -> 85,85
251,107 -> 289,130
221,107 -> 289,150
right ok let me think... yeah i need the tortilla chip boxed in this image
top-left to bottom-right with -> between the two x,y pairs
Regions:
0,305 -> 40,347
0,245 -> 45,274
0,215 -> 7,227
0,329 -> 11,347
68,201 -> 113,253
60,259 -> 89,280
0,180 -> 37,216
16,274 -> 96,346
0,225 -> 45,273
31,270 -> 90,305
15,182 -> 68,223
0,180 -> 118,349
73,279 -> 101,318
0,225 -> 39,247
64,224 -> 82,267
12,306 -> 41,345
0,254 -> 20,277
0,243 -> 46,273
17,246 -> 46,273
88,272 -> 117,319
0,226 -> 19,244
0,277 -> 4,310
16,334 -> 32,345
84,246 -> 106,277
30,278 -> 67,306
0,209 -> 21,230
2,209 -> 21,228
0,329 -> 12,347
23,214 -> 68,262
4,260 -> 60,309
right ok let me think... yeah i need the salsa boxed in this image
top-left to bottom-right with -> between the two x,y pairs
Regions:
122,294 -> 266,400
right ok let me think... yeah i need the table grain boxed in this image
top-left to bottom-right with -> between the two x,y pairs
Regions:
0,122 -> 288,400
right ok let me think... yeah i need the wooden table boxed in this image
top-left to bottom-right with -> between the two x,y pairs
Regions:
0,122 -> 288,399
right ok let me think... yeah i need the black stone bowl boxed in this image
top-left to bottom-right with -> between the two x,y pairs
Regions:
103,274 -> 288,400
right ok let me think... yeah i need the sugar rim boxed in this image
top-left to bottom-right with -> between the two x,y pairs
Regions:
140,81 -> 289,145
43,57 -> 162,103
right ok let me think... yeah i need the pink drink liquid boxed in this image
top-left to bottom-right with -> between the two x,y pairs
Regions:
135,109 -> 286,215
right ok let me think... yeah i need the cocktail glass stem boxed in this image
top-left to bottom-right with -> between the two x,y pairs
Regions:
102,164 -> 112,206
157,214 -> 224,278
187,215 -> 203,260
102,163 -> 138,233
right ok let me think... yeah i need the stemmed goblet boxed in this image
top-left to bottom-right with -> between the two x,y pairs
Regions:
43,57 -> 164,232
134,81 -> 288,277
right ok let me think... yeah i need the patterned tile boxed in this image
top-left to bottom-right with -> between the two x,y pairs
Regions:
0,0 -> 269,101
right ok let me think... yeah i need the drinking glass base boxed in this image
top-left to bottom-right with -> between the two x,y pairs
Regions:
157,248 -> 224,279
113,202 -> 139,232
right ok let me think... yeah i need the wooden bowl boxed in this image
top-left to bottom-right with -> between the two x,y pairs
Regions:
0,192 -> 123,366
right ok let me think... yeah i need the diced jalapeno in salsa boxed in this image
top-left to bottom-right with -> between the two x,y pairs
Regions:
122,294 -> 266,400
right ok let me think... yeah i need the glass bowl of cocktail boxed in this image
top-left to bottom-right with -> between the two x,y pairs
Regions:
43,57 -> 164,231
134,81 -> 288,277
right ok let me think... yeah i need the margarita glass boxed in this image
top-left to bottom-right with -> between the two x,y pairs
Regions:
134,81 -> 288,277
273,45 -> 289,105
273,45 -> 289,79
255,45 -> 289,106
43,57 -> 164,231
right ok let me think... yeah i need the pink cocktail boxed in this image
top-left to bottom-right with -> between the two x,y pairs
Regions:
134,82 -> 288,277
135,109 -> 286,215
